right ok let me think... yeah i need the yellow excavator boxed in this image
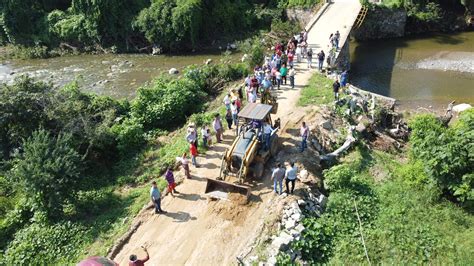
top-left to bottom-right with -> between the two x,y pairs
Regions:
205,103 -> 280,201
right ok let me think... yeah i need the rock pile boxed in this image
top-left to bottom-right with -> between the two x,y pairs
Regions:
265,189 -> 327,265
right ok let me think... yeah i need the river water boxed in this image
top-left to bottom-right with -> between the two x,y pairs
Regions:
0,51 -> 238,99
350,32 -> 474,109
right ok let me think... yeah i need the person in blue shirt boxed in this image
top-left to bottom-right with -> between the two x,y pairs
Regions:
340,70 -> 348,87
150,181 -> 165,214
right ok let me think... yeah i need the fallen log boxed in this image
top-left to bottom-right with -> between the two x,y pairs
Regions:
321,126 -> 356,161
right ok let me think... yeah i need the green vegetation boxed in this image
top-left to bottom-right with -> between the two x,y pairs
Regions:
0,56 -> 250,263
298,73 -> 333,106
362,0 -> 469,33
0,0 -> 297,55
277,0 -> 320,8
284,108 -> 474,264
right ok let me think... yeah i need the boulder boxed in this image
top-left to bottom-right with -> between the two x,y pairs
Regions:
285,219 -> 296,230
453,103 -> 472,113
297,199 -> 306,206
291,212 -> 302,222
271,231 -> 293,251
168,68 -> 179,75
318,194 -> 327,207
320,120 -> 333,130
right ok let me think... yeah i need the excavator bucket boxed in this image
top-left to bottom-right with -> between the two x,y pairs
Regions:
204,178 -> 251,201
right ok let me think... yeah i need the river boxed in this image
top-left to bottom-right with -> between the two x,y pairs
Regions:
350,32 -> 474,109
0,51 -> 239,99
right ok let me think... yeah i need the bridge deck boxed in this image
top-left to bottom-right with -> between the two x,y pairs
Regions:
306,0 -> 362,69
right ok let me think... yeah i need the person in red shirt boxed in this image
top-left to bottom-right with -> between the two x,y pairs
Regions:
190,143 -> 199,167
129,246 -> 149,266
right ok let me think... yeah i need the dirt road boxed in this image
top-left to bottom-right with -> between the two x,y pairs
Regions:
113,62 -> 314,265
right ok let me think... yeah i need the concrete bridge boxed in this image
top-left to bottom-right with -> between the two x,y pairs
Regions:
305,0 -> 363,70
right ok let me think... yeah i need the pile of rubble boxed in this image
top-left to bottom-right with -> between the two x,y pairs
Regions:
264,188 -> 327,265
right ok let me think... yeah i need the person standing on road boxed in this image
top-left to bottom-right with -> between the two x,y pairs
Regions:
223,93 -> 231,110
340,70 -> 348,87
289,66 -> 296,89
317,50 -> 325,71
231,101 -> 239,126
150,181 -> 165,214
164,167 -> 178,196
225,109 -> 233,130
213,113 -> 223,143
129,246 -> 150,266
201,125 -> 210,149
335,30 -> 341,50
333,79 -> 341,101
190,143 -> 199,167
180,152 -> 191,179
300,121 -> 309,152
272,163 -> 286,194
280,64 -> 288,85
285,162 -> 298,194
307,48 -> 313,69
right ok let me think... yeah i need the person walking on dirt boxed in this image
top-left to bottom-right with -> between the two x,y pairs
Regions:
129,246 -> 150,265
186,123 -> 198,148
333,80 -> 341,101
180,153 -> 191,179
231,101 -> 239,126
285,162 -> 298,194
190,143 -> 199,167
300,122 -> 309,152
164,167 -> 179,196
271,163 -> 285,194
289,66 -> 296,89
317,50 -> 325,71
150,181 -> 165,214
307,48 -> 313,69
280,64 -> 288,85
213,113 -> 223,143
225,109 -> 233,130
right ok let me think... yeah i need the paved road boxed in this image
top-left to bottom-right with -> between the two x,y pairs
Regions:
306,0 -> 362,69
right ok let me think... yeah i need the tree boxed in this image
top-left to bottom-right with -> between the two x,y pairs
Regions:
11,129 -> 82,220
0,76 -> 52,159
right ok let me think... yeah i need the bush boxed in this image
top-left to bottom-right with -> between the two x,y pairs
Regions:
409,111 -> 474,202
11,129 -> 82,220
131,77 -> 207,130
2,222 -> 87,265
111,117 -> 145,155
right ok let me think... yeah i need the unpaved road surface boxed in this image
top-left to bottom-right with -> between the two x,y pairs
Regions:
113,66 -> 313,266
113,0 -> 361,263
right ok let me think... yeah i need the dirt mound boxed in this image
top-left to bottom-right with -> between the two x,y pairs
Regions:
207,194 -> 250,225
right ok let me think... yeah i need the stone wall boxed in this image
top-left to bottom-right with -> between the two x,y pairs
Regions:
285,8 -> 316,29
352,7 -> 407,41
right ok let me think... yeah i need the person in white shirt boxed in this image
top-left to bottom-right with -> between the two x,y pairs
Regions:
201,125 -> 210,148
223,93 -> 231,110
285,162 -> 298,194
248,92 -> 257,103
271,163 -> 286,194
288,66 -> 296,89
263,121 -> 273,151
231,101 -> 239,126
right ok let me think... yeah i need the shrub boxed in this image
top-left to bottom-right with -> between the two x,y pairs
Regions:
111,117 -> 145,155
131,77 -> 207,130
2,222 -> 87,265
409,111 -> 474,202
323,164 -> 355,191
11,129 -> 82,220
